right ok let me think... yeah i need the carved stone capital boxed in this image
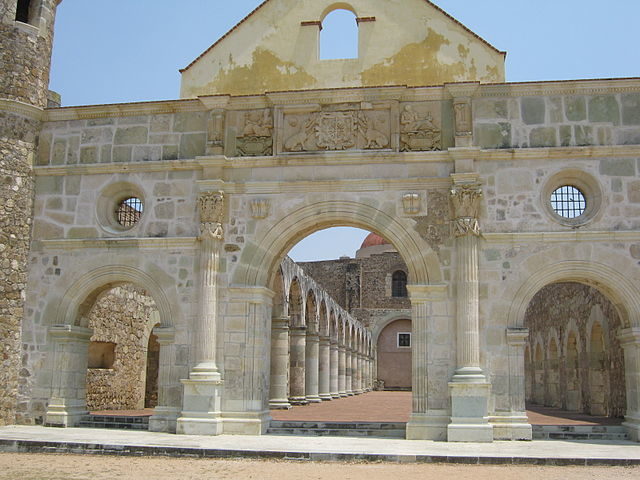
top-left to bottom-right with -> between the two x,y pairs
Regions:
450,183 -> 482,237
199,191 -> 224,240
250,198 -> 270,219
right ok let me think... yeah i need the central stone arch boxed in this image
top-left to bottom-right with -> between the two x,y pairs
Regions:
233,199 -> 443,288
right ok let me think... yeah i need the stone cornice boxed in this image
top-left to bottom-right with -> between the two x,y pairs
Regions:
0,99 -> 44,121
483,231 -> 640,244
478,77 -> 640,98
44,99 -> 204,121
476,144 -> 640,161
38,237 -> 198,251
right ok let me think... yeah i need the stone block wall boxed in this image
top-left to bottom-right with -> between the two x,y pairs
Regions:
85,284 -> 159,411
474,92 -> 640,149
523,282 -> 626,417
37,111 -> 208,166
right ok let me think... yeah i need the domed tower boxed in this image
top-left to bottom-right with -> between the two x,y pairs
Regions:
0,0 -> 62,425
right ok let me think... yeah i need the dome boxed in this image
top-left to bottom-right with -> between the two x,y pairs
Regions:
360,233 -> 391,249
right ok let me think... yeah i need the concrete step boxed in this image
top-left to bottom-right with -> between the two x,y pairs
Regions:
267,421 -> 406,438
78,415 -> 150,431
532,424 -> 629,441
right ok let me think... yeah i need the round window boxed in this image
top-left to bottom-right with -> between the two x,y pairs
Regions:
115,197 -> 144,227
550,185 -> 586,219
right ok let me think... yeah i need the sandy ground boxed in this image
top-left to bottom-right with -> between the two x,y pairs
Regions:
0,453 -> 638,480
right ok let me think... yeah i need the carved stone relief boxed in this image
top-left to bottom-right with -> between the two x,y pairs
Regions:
451,183 -> 483,237
399,103 -> 442,152
235,109 -> 273,156
250,198 -> 270,219
198,191 -> 225,240
206,109 -> 225,155
282,105 -> 391,153
454,100 -> 472,136
412,190 -> 451,252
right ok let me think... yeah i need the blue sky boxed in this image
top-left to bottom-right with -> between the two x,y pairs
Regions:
48,0 -> 640,261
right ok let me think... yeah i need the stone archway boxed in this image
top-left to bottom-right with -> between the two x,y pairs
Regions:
44,265 -> 179,430
227,198 -> 447,438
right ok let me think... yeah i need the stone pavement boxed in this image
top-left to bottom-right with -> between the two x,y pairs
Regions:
0,425 -> 638,466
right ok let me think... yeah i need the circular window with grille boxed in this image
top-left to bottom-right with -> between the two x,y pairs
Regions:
116,197 -> 144,227
542,170 -> 602,227
550,185 -> 586,219
97,182 -> 145,234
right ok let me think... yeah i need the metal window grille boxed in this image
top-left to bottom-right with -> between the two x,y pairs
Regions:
550,186 -> 586,219
116,197 -> 143,227
398,333 -> 411,348
392,270 -> 407,297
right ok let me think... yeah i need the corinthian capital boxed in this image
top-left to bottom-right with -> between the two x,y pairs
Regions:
199,191 -> 225,240
450,183 -> 482,237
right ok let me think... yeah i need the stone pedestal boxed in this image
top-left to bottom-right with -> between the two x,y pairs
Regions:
45,325 -> 92,427
447,382 -> 493,442
318,336 -> 332,400
176,378 -> 223,435
269,316 -> 291,409
305,332 -> 321,403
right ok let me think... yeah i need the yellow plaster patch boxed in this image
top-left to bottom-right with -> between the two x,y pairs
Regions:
202,48 -> 316,96
362,29 -> 473,87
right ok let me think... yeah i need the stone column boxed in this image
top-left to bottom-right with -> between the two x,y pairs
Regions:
289,326 -> 307,405
338,344 -> 347,396
269,316 -> 291,409
405,284 -> 451,441
149,327 -> 180,433
355,353 -> 363,394
346,347 -> 354,395
45,326 -> 92,427
487,327 -> 533,440
619,328 -> 640,442
319,336 -> 332,400
305,329 -> 321,403
447,178 -> 493,442
330,340 -> 340,398
177,191 -> 225,436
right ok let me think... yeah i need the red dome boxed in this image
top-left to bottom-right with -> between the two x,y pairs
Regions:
360,233 -> 390,249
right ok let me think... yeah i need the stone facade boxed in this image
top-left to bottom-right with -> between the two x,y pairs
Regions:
2,0 -> 640,443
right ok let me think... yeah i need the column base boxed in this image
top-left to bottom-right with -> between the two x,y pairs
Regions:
269,399 -> 292,410
489,413 -> 532,441
149,406 -> 180,433
319,393 -> 333,401
289,396 -> 308,406
448,381 -> 493,443
305,395 -> 322,403
44,399 -> 87,428
176,377 -> 223,436
330,392 -> 341,399
406,411 -> 449,441
623,414 -> 640,442
450,366 -> 488,384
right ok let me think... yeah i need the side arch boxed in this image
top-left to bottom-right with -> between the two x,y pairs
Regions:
54,264 -> 177,329
507,259 -> 640,329
233,199 -> 442,288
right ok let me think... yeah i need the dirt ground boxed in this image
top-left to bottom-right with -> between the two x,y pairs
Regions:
0,453 -> 638,480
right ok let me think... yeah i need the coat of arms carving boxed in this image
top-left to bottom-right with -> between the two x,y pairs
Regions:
315,112 -> 357,151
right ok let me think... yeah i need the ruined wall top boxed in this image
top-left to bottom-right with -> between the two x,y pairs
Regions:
180,0 -> 505,98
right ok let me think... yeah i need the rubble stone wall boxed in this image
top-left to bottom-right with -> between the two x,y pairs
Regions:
86,284 -> 159,411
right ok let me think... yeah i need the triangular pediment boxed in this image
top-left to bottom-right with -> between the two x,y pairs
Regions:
180,0 -> 505,98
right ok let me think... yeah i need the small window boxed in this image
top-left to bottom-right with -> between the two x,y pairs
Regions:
116,197 -> 144,228
398,332 -> 411,348
15,0 -> 31,23
550,185 -> 586,219
88,342 -> 116,369
392,270 -> 407,298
